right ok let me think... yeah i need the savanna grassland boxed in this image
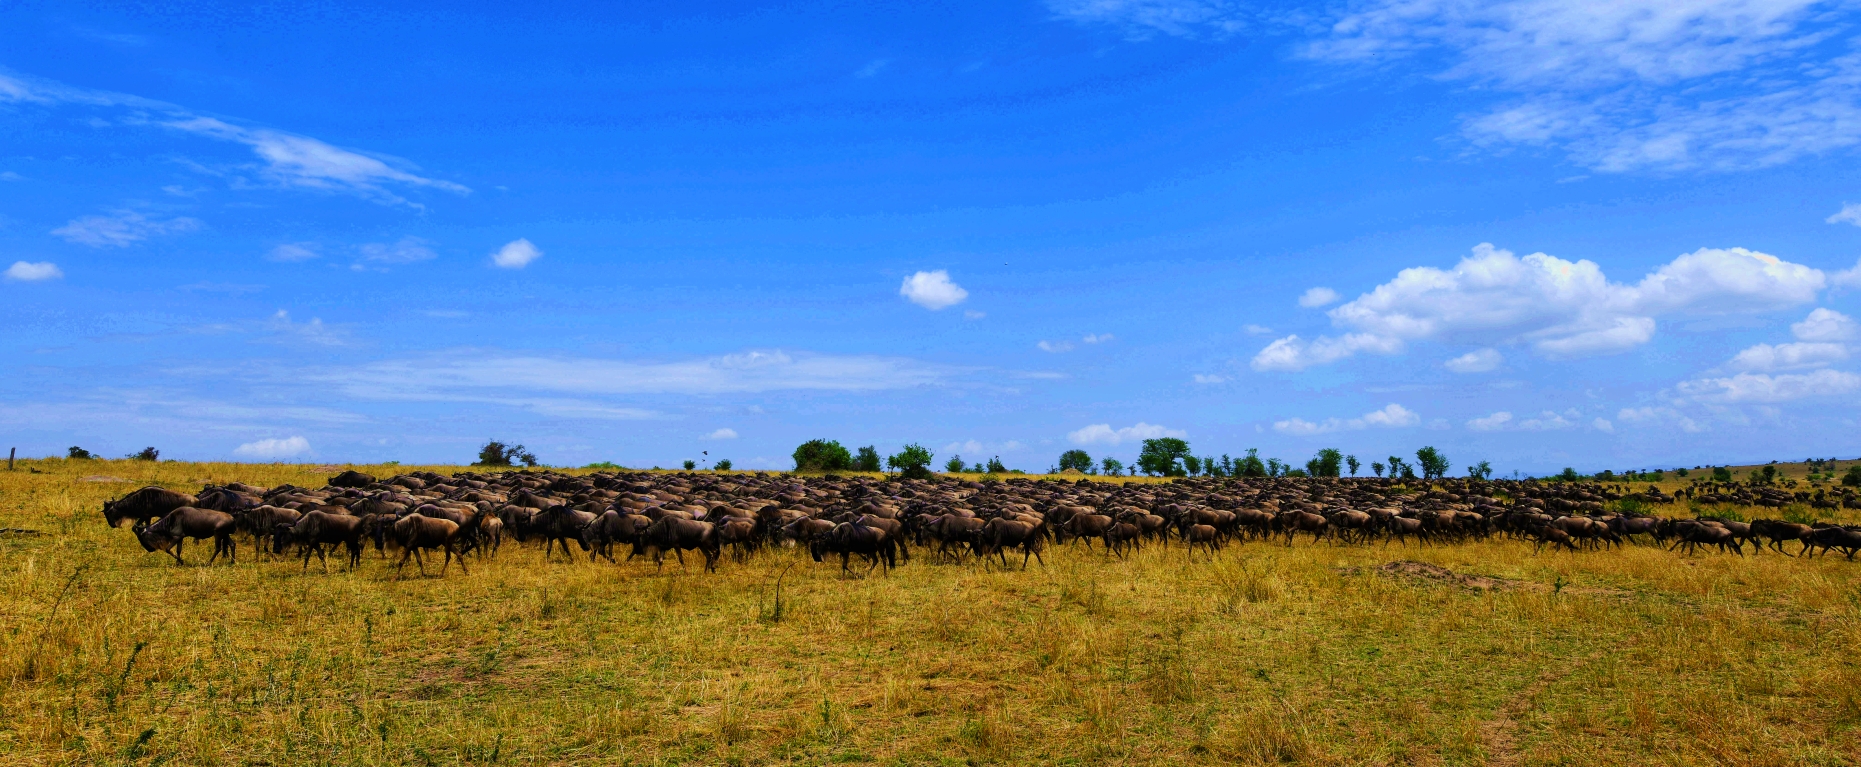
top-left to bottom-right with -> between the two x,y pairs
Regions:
2,458 -> 1860,766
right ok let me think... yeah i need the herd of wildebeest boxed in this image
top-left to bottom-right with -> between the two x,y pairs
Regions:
101,469 -> 1861,575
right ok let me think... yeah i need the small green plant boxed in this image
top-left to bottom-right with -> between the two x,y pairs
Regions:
682,460 -> 697,471
475,440 -> 536,467
67,446 -> 95,460
714,459 -> 732,471
128,447 -> 159,461
887,444 -> 935,480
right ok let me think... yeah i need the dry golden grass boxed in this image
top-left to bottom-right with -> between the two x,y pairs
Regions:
0,457 -> 1858,766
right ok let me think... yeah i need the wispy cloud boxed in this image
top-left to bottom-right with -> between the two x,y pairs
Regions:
357,237 -> 436,265
51,210 -> 200,247
1047,0 -> 1253,41
267,243 -> 319,262
233,435 -> 311,459
0,69 -> 467,206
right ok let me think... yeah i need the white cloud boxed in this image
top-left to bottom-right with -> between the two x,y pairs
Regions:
1467,411 -> 1513,431
1242,324 -> 1274,335
1829,203 -> 1861,227
358,237 -> 436,264
899,270 -> 968,310
267,243 -> 319,262
1518,409 -> 1579,430
1676,369 -> 1861,403
1082,333 -> 1114,344
1727,342 -> 1849,372
1263,243 -> 1828,370
1047,0 -> 1250,40
1273,403 -> 1419,435
0,70 -> 465,205
1298,287 -> 1341,308
233,435 -> 310,460
705,428 -> 739,440
1192,373 -> 1227,384
162,117 -> 469,204
51,210 -> 200,247
4,261 -> 62,281
1792,308 -> 1859,342
1591,417 -> 1615,433
1250,332 -> 1404,372
1038,340 -> 1074,353
265,310 -> 346,347
491,238 -> 542,269
1444,348 -> 1503,373
1307,0 -> 1856,173
1067,422 -> 1187,446
964,310 -> 987,320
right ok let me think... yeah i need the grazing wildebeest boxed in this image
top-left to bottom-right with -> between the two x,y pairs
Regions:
236,504 -> 302,554
274,510 -> 370,571
104,487 -> 196,528
137,507 -> 237,565
1183,523 -> 1221,559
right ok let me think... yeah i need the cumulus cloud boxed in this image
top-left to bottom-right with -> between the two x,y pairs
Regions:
1792,308 -> 1859,342
267,243 -> 319,262
1728,342 -> 1848,372
491,238 -> 542,269
4,261 -> 62,281
52,210 -> 200,247
1255,243 -> 1828,370
705,428 -> 739,440
1067,422 -> 1187,446
358,237 -> 437,264
899,270 -> 968,310
1307,0 -> 1859,173
233,435 -> 310,459
1466,411 -> 1513,431
1677,369 -> 1861,403
1251,333 -> 1404,372
1592,417 -> 1615,433
1298,287 -> 1341,308
1444,348 -> 1503,373
1273,403 -> 1419,435
1829,203 -> 1861,227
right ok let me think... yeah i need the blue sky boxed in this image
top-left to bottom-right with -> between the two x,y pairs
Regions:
4,0 -> 1861,474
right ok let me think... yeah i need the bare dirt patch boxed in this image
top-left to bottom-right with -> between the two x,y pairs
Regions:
80,476 -> 127,483
1343,560 -> 1523,591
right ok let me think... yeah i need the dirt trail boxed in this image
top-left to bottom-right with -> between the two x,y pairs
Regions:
1478,650 -> 1604,767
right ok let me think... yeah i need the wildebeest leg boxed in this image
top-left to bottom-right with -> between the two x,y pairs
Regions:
415,548 -> 429,576
395,547 -> 413,574
317,544 -> 331,573
674,548 -> 688,569
704,546 -> 719,573
168,538 -> 186,565
347,540 -> 362,569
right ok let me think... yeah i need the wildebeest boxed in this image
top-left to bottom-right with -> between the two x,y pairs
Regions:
390,513 -> 479,576
639,517 -> 721,572
137,507 -> 237,565
809,520 -> 895,573
105,486 -> 196,528
580,510 -> 650,563
275,510 -> 372,571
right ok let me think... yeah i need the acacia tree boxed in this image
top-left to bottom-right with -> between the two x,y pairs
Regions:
1415,446 -> 1451,480
853,446 -> 882,472
1370,461 -> 1386,478
1468,460 -> 1493,480
1058,449 -> 1093,473
1137,438 -> 1192,477
792,439 -> 854,472
1101,457 -> 1124,476
68,446 -> 95,460
1236,449 -> 1267,478
1346,455 -> 1360,477
985,456 -> 1006,473
129,447 -> 160,461
476,440 -> 536,467
886,444 -> 935,479
1306,448 -> 1343,478
944,454 -> 966,473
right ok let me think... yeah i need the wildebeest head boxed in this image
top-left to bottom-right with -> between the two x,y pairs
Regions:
136,525 -> 174,553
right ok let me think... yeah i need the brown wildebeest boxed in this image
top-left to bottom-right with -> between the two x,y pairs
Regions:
274,510 -> 370,571
1275,510 -> 1327,545
532,504 -> 599,560
1805,525 -> 1861,560
780,517 -> 836,546
237,504 -> 301,554
137,507 -> 236,565
105,486 -> 196,528
391,514 -> 476,576
580,511 -> 649,563
1750,519 -> 1813,554
921,514 -> 985,560
810,521 -> 895,573
978,517 -> 1044,570
1104,521 -> 1143,559
1060,513 -> 1115,548
715,517 -> 759,562
852,514 -> 908,562
1183,523 -> 1221,559
639,517 -> 720,572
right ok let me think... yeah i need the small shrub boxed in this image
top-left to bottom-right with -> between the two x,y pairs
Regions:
682,460 -> 696,471
714,459 -> 732,471
793,439 -> 854,472
128,447 -> 159,461
66,447 -> 95,460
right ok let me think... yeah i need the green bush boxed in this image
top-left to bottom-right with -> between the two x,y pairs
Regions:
792,439 -> 854,472
853,446 -> 882,473
886,444 -> 935,480
1844,466 -> 1861,487
1057,449 -> 1093,473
